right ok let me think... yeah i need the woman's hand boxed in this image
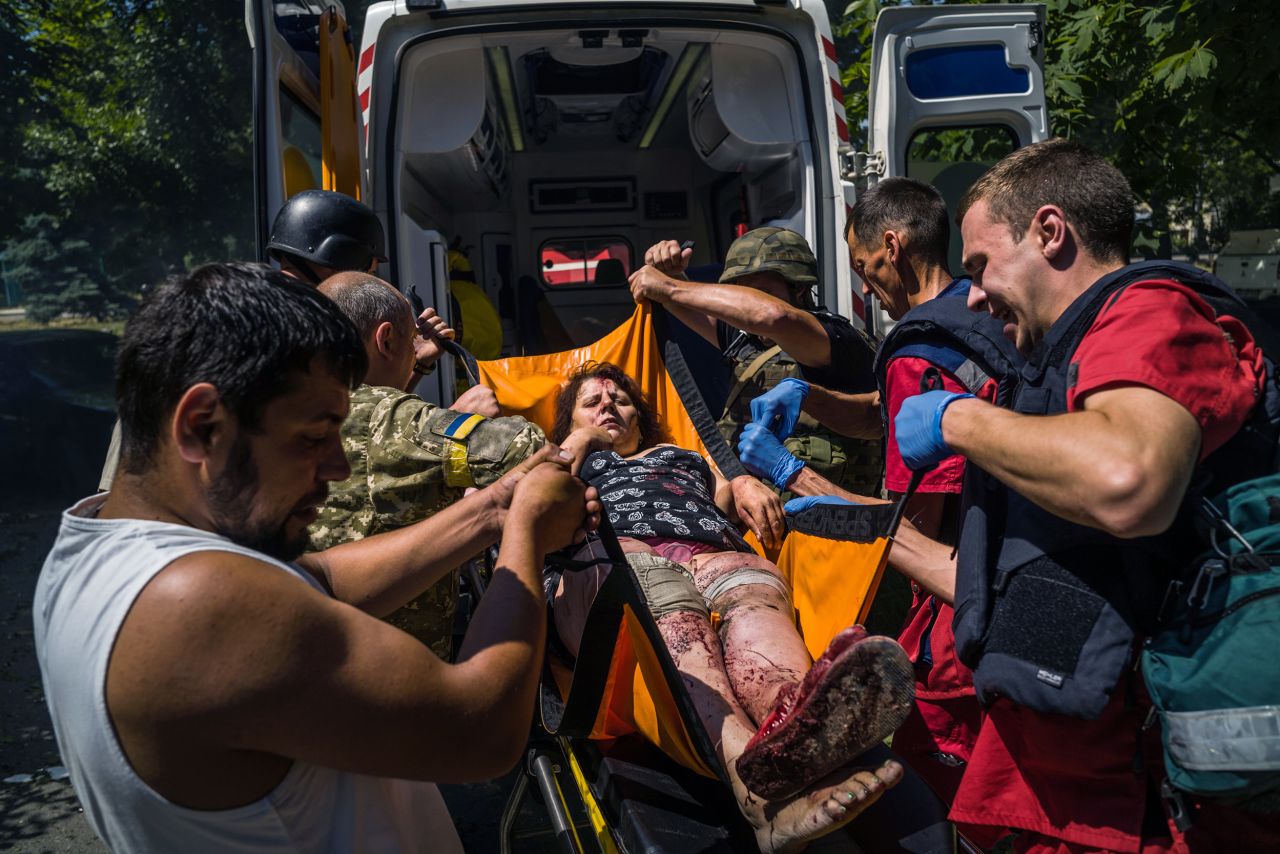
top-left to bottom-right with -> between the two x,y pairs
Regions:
558,426 -> 615,475
730,475 -> 786,550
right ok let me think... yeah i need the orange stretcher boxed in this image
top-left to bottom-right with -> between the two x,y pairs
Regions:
478,303 -> 899,778
477,304 -> 963,854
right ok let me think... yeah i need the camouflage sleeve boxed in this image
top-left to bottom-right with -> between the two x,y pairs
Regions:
367,394 -> 546,498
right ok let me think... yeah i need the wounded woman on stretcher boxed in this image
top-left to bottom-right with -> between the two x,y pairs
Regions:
550,362 -> 913,854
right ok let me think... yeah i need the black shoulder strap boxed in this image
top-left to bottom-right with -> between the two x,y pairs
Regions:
1043,261 -> 1258,369
652,306 -> 748,480
1048,261 -> 1280,485
873,291 -> 1023,406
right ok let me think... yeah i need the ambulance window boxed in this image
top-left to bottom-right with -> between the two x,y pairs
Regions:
906,126 -> 1018,275
539,238 -> 633,288
280,88 -> 322,198
905,45 -> 1029,100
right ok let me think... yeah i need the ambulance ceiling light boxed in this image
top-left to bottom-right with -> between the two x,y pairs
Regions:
638,43 -> 705,150
486,46 -> 524,152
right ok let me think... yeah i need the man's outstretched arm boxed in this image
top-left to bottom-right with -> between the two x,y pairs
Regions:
907,385 -> 1201,538
108,460 -> 600,797
630,266 -> 833,367
800,384 -> 883,439
299,445 -> 568,616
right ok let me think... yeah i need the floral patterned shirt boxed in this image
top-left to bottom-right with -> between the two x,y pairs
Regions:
583,446 -> 751,553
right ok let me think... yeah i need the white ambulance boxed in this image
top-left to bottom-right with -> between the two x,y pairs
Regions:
246,0 -> 1048,403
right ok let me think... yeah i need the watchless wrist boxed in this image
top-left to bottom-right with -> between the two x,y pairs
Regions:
774,455 -> 806,491
937,393 -> 977,451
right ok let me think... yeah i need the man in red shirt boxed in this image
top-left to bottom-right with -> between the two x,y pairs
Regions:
894,139 -> 1275,852
844,179 -> 1003,827
741,179 -> 1020,847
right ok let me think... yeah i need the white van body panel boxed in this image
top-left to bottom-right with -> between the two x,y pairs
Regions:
868,5 -> 1048,180
355,1 -> 855,382
251,0 -> 1047,402
395,0 -> 764,9
246,0 -> 350,253
859,4 -> 1048,333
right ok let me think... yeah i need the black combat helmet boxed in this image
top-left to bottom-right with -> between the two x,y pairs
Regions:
267,190 -> 387,273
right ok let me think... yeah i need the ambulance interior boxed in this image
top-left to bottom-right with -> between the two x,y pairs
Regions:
389,28 -> 818,357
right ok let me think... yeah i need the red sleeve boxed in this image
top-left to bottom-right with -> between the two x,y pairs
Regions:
884,356 -> 998,494
1067,279 -> 1265,459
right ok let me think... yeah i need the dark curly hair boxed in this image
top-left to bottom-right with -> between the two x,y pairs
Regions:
550,361 -> 665,452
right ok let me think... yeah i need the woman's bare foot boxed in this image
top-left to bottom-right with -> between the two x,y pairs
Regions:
738,758 -> 904,854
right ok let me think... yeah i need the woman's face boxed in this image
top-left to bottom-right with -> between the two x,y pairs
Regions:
571,377 -> 642,455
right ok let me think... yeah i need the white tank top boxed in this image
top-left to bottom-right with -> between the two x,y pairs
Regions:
33,494 -> 464,853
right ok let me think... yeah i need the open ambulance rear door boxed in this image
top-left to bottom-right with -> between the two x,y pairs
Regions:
857,3 -> 1048,330
244,0 -> 363,260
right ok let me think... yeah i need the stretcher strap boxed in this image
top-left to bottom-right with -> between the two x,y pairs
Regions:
409,285 -> 480,387
443,339 -> 481,387
790,501 -> 900,542
651,306 -> 748,480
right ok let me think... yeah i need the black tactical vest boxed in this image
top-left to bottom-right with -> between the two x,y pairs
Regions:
872,279 -> 1024,419
953,261 -> 1278,720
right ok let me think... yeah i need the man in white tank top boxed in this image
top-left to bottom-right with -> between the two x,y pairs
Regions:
33,263 -> 601,853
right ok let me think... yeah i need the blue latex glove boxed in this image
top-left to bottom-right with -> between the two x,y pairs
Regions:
895,390 -> 974,471
738,421 -> 805,489
750,378 -> 810,440
784,495 -> 860,515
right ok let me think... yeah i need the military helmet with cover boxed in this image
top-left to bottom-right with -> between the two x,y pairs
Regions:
267,190 -> 387,272
720,227 -> 818,288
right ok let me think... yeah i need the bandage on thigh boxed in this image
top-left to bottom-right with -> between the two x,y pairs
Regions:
626,552 -> 710,619
700,567 -> 792,613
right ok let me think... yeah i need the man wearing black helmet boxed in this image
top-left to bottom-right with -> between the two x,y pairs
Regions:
98,192 -> 488,490
266,190 -> 387,285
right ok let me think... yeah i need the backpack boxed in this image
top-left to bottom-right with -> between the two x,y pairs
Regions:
1142,473 -> 1280,822
1099,263 -> 1280,818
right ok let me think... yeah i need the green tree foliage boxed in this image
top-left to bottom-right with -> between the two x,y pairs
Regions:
837,0 -> 1280,258
7,215 -> 114,324
2,0 -> 254,320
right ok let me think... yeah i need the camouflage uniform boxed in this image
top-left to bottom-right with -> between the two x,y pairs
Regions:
717,228 -> 902,633
716,339 -> 885,499
309,384 -> 544,659
715,227 -> 884,499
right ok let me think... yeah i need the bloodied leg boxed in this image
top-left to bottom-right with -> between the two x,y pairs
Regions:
686,550 -> 914,803
553,540 -> 905,853
687,550 -> 810,724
